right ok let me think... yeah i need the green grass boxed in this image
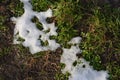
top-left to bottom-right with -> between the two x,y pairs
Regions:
79,5 -> 120,80
0,0 -> 120,80
9,0 -> 24,17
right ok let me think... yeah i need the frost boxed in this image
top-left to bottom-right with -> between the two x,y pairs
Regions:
12,0 -> 109,80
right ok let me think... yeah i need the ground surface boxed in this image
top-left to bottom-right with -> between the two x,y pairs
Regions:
0,0 -> 120,80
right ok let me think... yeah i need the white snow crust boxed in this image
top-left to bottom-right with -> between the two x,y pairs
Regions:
12,0 -> 109,80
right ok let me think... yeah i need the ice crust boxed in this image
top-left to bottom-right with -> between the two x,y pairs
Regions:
12,0 -> 109,80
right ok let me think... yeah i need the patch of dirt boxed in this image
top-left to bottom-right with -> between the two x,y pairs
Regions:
0,2 -> 14,49
100,48 -> 120,66
0,47 -> 62,80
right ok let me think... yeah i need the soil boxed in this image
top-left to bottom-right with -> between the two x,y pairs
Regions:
0,47 -> 62,80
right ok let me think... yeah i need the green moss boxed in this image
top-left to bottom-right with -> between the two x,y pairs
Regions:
55,72 -> 70,80
32,16 -> 43,30
33,51 -> 47,58
9,0 -> 24,17
31,0 -> 59,11
60,63 -> 66,69
80,3 -> 120,80
73,60 -> 77,66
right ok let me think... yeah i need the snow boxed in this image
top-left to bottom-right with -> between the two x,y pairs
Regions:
11,0 -> 109,80
65,58 -> 109,80
61,45 -> 81,73
11,0 -> 59,54
61,42 -> 108,80
68,37 -> 82,44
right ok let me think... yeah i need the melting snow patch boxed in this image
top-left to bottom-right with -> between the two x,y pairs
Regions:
61,45 -> 81,73
68,37 -> 82,44
61,40 -> 109,80
11,0 -> 109,80
11,0 -> 59,54
69,58 -> 109,80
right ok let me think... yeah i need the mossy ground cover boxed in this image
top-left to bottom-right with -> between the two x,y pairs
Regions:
0,0 -> 120,80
